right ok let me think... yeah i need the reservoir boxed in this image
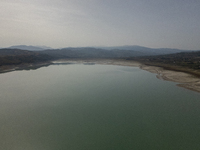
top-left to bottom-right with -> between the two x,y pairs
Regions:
0,64 -> 200,150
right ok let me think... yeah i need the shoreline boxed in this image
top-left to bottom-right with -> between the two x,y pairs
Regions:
0,62 -> 52,74
53,59 -> 200,93
140,65 -> 200,93
1,58 -> 200,93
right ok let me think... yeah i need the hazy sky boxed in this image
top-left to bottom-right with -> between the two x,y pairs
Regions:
0,0 -> 200,49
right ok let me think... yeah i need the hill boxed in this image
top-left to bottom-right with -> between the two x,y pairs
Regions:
8,45 -> 52,51
0,49 -> 52,66
38,47 -> 146,59
38,46 -> 189,59
97,45 -> 186,55
129,51 -> 200,76
5,45 -> 189,57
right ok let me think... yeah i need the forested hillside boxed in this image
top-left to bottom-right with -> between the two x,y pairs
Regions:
0,49 -> 52,66
129,51 -> 200,76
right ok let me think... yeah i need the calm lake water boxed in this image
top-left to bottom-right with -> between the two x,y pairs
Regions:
0,64 -> 200,150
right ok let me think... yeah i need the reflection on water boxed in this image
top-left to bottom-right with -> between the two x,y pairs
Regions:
0,64 -> 200,150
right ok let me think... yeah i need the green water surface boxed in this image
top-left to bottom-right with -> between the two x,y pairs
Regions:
0,64 -> 200,150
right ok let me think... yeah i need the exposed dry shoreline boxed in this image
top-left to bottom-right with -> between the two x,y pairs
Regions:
1,58 -> 200,93
140,65 -> 200,93
53,59 -> 200,93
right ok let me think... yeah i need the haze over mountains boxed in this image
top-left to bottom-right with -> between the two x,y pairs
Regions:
97,45 -> 186,55
2,45 -> 191,58
0,45 -> 193,66
8,45 -> 52,51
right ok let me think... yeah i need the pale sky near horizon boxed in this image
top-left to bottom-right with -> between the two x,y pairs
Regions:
0,0 -> 200,50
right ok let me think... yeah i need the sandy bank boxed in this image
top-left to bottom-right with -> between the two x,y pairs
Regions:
140,65 -> 200,93
54,59 -> 200,93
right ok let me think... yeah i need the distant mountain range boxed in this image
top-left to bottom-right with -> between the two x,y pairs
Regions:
1,45 -> 197,59
38,45 -> 189,59
7,45 -> 52,51
96,45 -> 187,55
4,45 -> 190,54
